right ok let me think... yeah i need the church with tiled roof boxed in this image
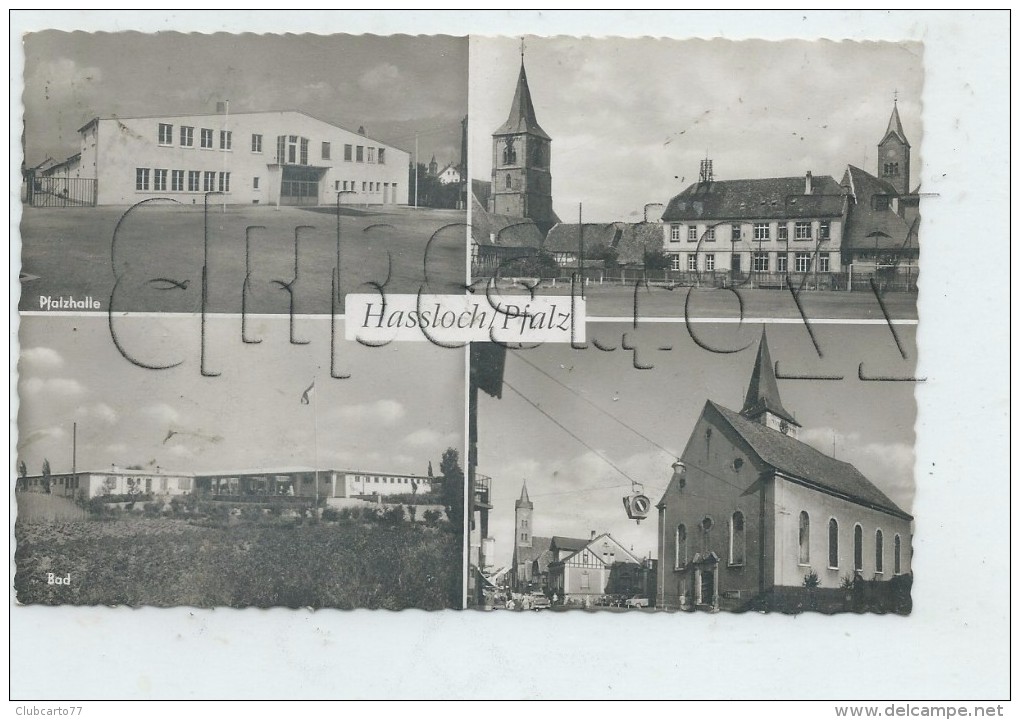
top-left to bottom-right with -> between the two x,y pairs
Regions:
656,329 -> 913,613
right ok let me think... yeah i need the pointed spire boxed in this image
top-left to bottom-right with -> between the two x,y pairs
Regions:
741,328 -> 799,426
494,60 -> 551,140
516,481 -> 533,509
882,99 -> 910,147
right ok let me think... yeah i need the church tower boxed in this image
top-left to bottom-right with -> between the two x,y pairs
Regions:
877,98 -> 911,196
490,55 -> 555,227
741,329 -> 801,439
514,481 -> 534,550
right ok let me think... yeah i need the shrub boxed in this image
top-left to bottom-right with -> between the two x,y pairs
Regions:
383,506 -> 405,525
239,505 -> 263,522
422,509 -> 443,528
322,507 -> 341,522
142,501 -> 162,518
408,506 -> 417,522
802,570 -> 820,588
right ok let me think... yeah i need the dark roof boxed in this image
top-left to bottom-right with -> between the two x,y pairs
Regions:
741,329 -> 798,426
541,222 -> 664,265
617,223 -> 666,265
842,166 -> 918,253
710,402 -> 912,520
470,193 -> 545,248
661,175 -> 845,222
881,103 -> 910,147
493,63 -> 551,140
472,179 -> 492,209
550,536 -> 590,553
515,536 -> 551,567
533,548 -> 555,576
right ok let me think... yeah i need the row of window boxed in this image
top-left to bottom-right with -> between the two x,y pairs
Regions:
669,252 -> 832,273
136,168 -> 231,193
354,475 -> 425,485
156,124 -> 386,165
816,516 -> 903,575
335,180 -> 395,194
669,221 -> 832,243
673,512 -> 905,575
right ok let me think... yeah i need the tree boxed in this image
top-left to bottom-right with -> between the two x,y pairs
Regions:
438,447 -> 464,531
587,242 -> 619,269
643,248 -> 671,271
17,460 -> 26,478
41,459 -> 51,494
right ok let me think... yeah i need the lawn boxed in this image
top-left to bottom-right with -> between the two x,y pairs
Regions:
18,204 -> 467,314
470,282 -> 918,320
14,515 -> 462,609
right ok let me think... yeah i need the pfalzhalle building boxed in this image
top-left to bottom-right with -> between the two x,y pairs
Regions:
656,330 -> 913,613
38,109 -> 409,207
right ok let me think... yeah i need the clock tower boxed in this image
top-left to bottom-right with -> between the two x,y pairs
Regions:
740,328 -> 801,439
877,98 -> 911,196
490,56 -> 556,228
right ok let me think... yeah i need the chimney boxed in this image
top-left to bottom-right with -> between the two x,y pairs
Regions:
590,530 -> 596,540
357,125 -> 365,135
805,171 -> 813,195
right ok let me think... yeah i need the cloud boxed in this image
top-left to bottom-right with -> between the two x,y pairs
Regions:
105,443 -> 128,456
139,403 -> 182,425
20,347 -> 64,371
16,425 -> 68,450
76,402 -> 118,425
333,399 -> 406,426
21,377 -> 85,398
403,428 -> 459,448
359,62 -> 401,90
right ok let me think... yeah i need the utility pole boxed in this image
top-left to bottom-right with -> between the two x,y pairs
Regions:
414,132 -> 419,208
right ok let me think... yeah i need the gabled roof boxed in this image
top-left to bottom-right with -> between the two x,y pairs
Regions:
710,402 -> 912,520
470,193 -> 545,248
880,102 -> 910,147
741,328 -> 798,426
514,536 -> 552,567
550,536 -> 591,553
493,62 -> 550,140
842,166 -> 917,253
551,533 -> 643,567
516,481 -> 533,510
543,223 -> 621,253
661,175 -> 845,222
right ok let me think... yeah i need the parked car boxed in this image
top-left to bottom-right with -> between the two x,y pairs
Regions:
624,595 -> 649,608
529,593 -> 552,610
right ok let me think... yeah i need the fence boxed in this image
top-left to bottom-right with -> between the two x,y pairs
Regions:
27,177 -> 98,207
15,492 -> 89,522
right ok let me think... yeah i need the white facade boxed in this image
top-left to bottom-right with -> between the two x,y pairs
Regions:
70,110 -> 409,206
20,470 -> 194,499
336,471 -> 434,498
662,219 -> 843,276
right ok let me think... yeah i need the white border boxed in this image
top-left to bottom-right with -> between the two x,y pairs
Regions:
9,10 -> 1012,701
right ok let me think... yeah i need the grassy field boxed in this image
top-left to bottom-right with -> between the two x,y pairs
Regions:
470,282 -> 918,320
14,514 -> 462,609
19,204 -> 466,314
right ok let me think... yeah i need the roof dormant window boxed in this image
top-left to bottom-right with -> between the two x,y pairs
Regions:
158,123 -> 173,146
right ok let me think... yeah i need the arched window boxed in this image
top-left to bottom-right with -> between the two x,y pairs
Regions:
729,511 -> 745,565
853,524 -> 863,572
828,519 -> 839,569
505,173 -> 512,190
675,524 -> 687,568
799,511 -> 810,564
502,138 -> 517,166
875,529 -> 884,574
894,535 -> 902,575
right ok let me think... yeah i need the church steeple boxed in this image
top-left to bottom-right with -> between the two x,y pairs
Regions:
878,97 -> 911,196
741,328 -> 800,436
490,51 -> 556,227
494,62 -> 551,141
515,481 -> 533,510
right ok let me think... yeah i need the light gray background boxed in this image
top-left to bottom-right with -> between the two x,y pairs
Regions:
9,10 -> 1010,700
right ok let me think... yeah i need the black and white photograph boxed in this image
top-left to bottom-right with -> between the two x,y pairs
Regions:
15,314 -> 466,609
19,32 -> 469,314
470,322 -> 917,613
9,9 -> 1010,708
469,36 -> 921,320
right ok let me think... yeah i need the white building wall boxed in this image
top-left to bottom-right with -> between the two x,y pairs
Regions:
772,475 -> 912,590
339,471 -> 434,498
90,111 -> 409,206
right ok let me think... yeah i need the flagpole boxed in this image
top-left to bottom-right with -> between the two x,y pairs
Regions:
312,375 -> 319,509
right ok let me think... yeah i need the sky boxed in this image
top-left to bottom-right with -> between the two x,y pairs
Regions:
477,322 -> 919,567
21,32 -> 467,170
470,36 -> 923,223
16,315 -> 464,478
